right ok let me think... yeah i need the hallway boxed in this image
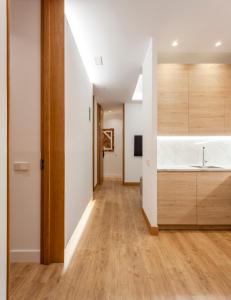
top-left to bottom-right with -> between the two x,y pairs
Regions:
10,181 -> 231,299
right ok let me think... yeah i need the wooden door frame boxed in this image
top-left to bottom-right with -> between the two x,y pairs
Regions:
7,0 -> 10,298
97,103 -> 101,184
122,103 -> 125,184
41,0 -> 65,264
92,96 -> 95,190
97,103 -> 104,184
100,105 -> 104,183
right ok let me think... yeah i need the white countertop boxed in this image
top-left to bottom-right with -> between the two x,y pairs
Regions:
157,165 -> 231,172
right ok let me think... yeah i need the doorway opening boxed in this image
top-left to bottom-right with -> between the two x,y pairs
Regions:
102,105 -> 124,182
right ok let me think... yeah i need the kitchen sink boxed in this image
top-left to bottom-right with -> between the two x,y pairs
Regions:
190,165 -> 223,169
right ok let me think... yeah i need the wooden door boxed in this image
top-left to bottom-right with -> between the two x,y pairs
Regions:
97,104 -> 104,184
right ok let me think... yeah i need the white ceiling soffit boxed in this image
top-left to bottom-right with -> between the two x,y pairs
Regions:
65,0 -> 231,104
132,74 -> 143,101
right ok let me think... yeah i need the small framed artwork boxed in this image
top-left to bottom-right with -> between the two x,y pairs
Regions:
103,128 -> 114,152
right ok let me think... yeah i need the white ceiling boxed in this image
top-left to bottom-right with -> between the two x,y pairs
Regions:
65,0 -> 231,104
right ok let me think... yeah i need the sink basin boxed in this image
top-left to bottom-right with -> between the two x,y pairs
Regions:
190,165 -> 223,169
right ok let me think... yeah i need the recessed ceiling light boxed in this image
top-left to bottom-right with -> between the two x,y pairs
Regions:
108,110 -> 112,113
94,56 -> 103,66
172,40 -> 178,47
215,41 -> 222,47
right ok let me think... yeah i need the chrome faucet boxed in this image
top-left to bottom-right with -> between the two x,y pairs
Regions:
202,146 -> 208,167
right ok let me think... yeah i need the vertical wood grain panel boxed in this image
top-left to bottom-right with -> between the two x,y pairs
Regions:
224,66 -> 231,134
157,64 -> 189,135
41,0 -> 64,264
97,103 -> 104,184
158,172 -> 197,225
157,64 -> 231,136
93,96 -> 95,190
188,64 -> 231,135
122,103 -> 125,184
197,172 -> 231,225
7,0 -> 10,297
100,105 -> 104,183
97,104 -> 100,184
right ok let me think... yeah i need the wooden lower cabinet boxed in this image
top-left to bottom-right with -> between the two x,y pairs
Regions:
158,172 -> 231,226
158,172 -> 197,225
197,172 -> 231,225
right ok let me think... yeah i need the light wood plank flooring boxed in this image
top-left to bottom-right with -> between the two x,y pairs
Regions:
10,180 -> 231,299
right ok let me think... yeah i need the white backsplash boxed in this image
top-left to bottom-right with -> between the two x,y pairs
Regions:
157,137 -> 231,168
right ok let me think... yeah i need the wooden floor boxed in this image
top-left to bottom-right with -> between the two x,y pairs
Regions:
10,181 -> 231,300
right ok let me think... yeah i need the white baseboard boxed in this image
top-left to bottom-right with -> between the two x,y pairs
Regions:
10,250 -> 40,263
64,197 -> 95,271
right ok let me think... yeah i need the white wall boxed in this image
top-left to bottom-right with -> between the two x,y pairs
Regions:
142,39 -> 157,227
0,0 -> 8,297
124,103 -> 143,183
158,137 -> 231,168
10,0 -> 41,263
103,107 -> 123,179
65,19 -> 93,245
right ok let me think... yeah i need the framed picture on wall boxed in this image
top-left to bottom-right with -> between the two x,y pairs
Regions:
103,128 -> 114,152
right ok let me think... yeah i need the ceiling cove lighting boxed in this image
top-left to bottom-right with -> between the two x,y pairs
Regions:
65,3 -> 100,83
215,41 -> 222,47
172,40 -> 178,47
132,74 -> 143,101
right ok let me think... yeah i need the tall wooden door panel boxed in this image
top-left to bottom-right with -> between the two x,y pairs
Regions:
41,0 -> 65,264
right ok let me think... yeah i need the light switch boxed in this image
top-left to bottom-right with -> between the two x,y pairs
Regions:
14,162 -> 30,172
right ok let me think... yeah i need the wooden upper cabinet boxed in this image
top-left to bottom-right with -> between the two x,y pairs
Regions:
158,172 -> 197,225
157,64 -> 231,135
197,172 -> 231,225
223,66 -> 231,134
157,65 -> 189,135
188,65 -> 231,135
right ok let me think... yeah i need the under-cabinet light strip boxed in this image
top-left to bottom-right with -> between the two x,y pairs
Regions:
157,136 -> 231,140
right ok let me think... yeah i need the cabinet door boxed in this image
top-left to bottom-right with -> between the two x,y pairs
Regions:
224,66 -> 231,134
158,172 -> 197,225
158,65 -> 189,135
188,65 -> 229,135
197,172 -> 231,225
